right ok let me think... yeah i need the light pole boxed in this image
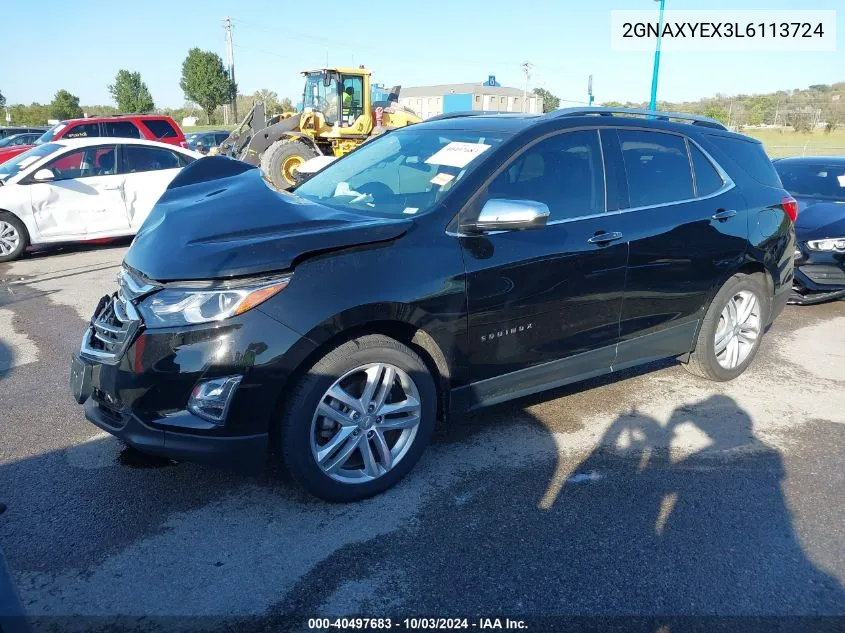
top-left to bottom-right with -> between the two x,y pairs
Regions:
648,0 -> 666,111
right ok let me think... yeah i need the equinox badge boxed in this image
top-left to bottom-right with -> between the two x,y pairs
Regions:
481,323 -> 534,343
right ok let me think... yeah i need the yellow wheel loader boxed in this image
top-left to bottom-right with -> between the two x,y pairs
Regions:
216,67 -> 420,188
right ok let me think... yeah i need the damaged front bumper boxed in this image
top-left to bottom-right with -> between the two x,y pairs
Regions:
789,263 -> 845,305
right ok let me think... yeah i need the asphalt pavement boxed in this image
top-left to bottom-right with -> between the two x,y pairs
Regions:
1,242 -> 844,632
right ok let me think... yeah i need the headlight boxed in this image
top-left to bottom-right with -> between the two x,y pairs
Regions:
138,276 -> 291,327
806,238 -> 845,252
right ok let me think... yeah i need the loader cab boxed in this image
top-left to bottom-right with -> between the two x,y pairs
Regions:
301,68 -> 372,134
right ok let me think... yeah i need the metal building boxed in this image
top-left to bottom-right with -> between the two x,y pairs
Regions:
398,75 -> 541,119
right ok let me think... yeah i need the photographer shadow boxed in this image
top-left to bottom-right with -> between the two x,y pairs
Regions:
534,394 -> 845,616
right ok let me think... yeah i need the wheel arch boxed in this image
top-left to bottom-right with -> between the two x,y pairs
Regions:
274,307 -> 453,434
688,259 -> 773,356
0,208 -> 32,245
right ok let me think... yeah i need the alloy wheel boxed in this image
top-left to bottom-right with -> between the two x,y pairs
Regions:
0,221 -> 20,256
310,362 -> 422,484
714,289 -> 761,369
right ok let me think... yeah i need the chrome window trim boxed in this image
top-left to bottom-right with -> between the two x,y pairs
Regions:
546,180 -> 736,226
448,125 -> 735,235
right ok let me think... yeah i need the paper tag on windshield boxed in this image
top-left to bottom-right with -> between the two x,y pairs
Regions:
430,173 -> 455,187
403,207 -> 419,214
425,142 -> 491,168
838,175 -> 845,188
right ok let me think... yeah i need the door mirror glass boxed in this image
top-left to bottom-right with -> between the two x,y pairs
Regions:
32,168 -> 55,182
466,199 -> 550,233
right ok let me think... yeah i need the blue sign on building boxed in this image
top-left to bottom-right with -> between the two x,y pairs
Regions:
483,75 -> 501,87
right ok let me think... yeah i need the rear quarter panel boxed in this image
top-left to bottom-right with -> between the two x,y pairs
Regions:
695,133 -> 795,298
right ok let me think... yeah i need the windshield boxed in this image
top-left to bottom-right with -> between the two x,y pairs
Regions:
775,162 -> 845,201
0,143 -> 61,180
302,72 -> 340,125
35,123 -> 67,145
0,135 -> 30,148
295,127 -> 509,216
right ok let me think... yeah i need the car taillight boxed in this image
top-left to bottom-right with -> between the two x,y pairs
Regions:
782,197 -> 798,223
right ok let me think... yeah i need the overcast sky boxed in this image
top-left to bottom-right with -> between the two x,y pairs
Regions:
3,0 -> 843,109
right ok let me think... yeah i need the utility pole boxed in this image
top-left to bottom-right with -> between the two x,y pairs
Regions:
224,16 -> 238,121
522,61 -> 532,113
588,75 -> 594,106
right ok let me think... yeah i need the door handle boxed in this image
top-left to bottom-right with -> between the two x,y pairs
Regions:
587,231 -> 623,245
100,184 -> 121,191
711,209 -> 737,221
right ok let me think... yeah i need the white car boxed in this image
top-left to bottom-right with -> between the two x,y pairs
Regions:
0,137 -> 202,262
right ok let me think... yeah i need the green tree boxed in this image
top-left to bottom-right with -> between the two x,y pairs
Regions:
49,90 -> 83,120
179,48 -> 236,124
9,103 -> 49,126
703,106 -> 729,125
533,87 -> 560,113
108,69 -> 155,113
254,88 -> 279,111
600,100 -> 624,107
279,97 -> 295,113
0,89 -> 5,109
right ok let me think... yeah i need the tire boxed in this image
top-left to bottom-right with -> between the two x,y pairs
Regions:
260,139 -> 320,189
279,334 -> 437,501
683,272 -> 770,381
0,212 -> 29,263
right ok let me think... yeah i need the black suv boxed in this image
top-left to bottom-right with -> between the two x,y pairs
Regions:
70,107 -> 795,501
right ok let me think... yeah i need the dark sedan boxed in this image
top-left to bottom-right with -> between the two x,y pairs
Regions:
774,156 -> 845,304
0,132 -> 42,148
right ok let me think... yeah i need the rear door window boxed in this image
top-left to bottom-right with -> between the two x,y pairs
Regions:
618,130 -> 693,207
103,120 -> 142,138
142,119 -> 179,139
689,143 -> 725,197
120,145 -> 185,173
62,123 -> 100,140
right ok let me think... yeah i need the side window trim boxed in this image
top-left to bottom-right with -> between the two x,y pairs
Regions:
688,137 -> 731,194
543,131 -> 736,223
613,128 -> 735,212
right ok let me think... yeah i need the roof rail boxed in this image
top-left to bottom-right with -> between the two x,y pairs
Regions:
547,106 -> 728,130
424,110 -> 537,122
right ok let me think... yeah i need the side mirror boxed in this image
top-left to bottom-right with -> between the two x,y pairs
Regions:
32,168 -> 54,182
464,198 -> 550,233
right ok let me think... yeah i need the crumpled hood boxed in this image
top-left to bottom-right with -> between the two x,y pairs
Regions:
794,197 -> 845,241
123,157 -> 412,281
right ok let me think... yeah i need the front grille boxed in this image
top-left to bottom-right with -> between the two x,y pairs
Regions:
80,268 -> 155,363
801,264 -> 845,286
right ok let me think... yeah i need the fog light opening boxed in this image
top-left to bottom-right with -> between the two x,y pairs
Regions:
187,375 -> 242,424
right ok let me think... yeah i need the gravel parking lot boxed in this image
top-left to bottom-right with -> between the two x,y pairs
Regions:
2,243 -> 845,631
